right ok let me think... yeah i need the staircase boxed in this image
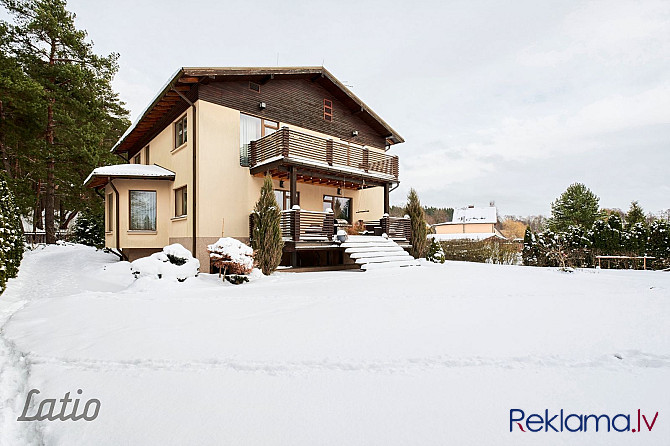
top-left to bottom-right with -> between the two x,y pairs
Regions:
341,235 -> 420,271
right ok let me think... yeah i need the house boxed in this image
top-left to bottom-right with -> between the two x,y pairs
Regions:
431,205 -> 505,240
85,67 -> 409,270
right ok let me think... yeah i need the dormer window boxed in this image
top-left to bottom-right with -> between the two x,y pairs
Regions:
249,81 -> 260,93
324,99 -> 333,121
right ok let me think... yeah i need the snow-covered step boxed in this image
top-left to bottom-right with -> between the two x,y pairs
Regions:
341,240 -> 397,248
349,250 -> 408,260
362,259 -> 420,270
355,254 -> 415,265
341,235 -> 419,270
345,246 -> 403,254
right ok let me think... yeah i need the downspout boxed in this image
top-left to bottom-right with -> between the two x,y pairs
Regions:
172,87 -> 197,257
108,178 -> 122,255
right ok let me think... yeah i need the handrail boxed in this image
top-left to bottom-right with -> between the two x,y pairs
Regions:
250,128 -> 399,180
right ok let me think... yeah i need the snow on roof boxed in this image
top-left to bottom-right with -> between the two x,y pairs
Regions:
434,206 -> 498,225
84,164 -> 175,186
428,232 -> 506,241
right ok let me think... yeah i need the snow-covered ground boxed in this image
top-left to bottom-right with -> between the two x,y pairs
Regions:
0,244 -> 668,445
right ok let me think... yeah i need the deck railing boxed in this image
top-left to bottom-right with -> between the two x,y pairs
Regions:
250,208 -> 335,243
249,128 -> 399,180
250,211 -> 411,244
280,208 -> 335,242
364,215 -> 412,243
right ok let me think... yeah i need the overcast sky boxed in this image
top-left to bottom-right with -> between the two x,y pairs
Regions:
30,0 -> 670,216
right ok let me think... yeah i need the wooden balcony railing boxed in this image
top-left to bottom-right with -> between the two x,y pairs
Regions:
249,127 -> 399,180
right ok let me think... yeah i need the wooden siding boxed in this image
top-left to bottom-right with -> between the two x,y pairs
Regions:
198,79 -> 388,149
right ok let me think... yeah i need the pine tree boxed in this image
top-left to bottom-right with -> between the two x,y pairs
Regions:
1,0 -> 129,243
0,174 -> 23,292
548,183 -> 600,232
252,175 -> 283,275
522,227 -> 536,266
625,201 -> 646,230
647,220 -> 670,267
406,188 -> 427,259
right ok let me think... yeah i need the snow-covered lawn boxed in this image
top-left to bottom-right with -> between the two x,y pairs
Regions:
0,244 -> 668,445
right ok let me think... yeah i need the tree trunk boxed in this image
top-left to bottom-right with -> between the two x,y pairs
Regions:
44,39 -> 57,244
0,100 -> 14,178
44,98 -> 56,244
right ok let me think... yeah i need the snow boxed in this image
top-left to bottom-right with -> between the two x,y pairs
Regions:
207,237 -> 254,270
429,232 -> 506,241
0,244 -> 669,445
83,164 -> 175,185
435,206 -> 498,225
130,243 -> 200,281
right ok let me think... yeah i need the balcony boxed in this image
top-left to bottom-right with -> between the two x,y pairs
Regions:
249,128 -> 399,185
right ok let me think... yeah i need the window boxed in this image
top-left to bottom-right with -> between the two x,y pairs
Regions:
174,115 -> 187,148
323,195 -> 351,222
144,146 -> 150,165
324,98 -> 333,121
274,190 -> 300,211
106,193 -> 113,231
240,114 -> 278,166
174,186 -> 187,217
249,81 -> 260,92
133,153 -> 141,164
129,190 -> 157,231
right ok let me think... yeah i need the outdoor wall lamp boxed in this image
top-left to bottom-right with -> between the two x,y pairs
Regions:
259,102 -> 267,110
279,180 -> 284,188
337,187 -> 342,195
352,130 -> 359,136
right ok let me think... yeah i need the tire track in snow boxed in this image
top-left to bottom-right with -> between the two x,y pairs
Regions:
26,351 -> 670,377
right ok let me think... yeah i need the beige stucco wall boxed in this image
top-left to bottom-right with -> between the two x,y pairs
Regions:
196,100 -> 386,242
104,100 -> 387,267
434,222 -> 495,234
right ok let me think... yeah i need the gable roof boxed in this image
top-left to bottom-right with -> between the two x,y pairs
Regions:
433,206 -> 498,226
112,66 -> 404,155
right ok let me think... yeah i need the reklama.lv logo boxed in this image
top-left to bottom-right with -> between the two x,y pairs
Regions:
510,409 -> 659,433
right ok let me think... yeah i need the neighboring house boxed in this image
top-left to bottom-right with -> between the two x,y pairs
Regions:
85,66 -> 408,270
431,205 -> 505,239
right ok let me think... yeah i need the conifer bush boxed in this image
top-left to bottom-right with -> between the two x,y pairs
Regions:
71,207 -> 105,248
406,188 -> 428,259
426,237 -> 446,263
0,176 -> 24,292
251,175 -> 284,275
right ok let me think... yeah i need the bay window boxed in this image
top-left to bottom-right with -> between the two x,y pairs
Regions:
129,190 -> 157,231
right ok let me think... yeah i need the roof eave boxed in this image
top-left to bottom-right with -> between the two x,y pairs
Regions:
112,66 -> 405,155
